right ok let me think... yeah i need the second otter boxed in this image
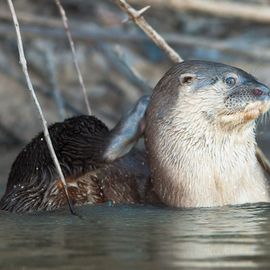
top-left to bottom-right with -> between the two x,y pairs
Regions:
145,60 -> 270,208
1,60 -> 270,212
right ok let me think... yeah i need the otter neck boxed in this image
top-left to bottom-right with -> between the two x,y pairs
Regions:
146,114 -> 269,207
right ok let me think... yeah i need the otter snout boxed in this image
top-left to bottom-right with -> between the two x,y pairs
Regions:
225,82 -> 270,113
222,81 -> 270,126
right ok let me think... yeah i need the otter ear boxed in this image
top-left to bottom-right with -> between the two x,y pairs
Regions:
179,73 -> 196,86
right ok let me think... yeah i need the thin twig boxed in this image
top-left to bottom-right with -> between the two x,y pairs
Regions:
7,0 -> 76,215
54,0 -> 91,115
114,0 -> 182,63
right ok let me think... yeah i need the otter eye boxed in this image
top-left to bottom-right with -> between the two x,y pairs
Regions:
225,77 -> 236,86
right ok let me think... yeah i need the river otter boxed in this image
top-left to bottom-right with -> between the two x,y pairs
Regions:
0,97 -> 153,213
145,60 -> 270,208
1,60 -> 270,213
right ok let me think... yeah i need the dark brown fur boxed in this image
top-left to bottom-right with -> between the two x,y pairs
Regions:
0,116 -> 151,213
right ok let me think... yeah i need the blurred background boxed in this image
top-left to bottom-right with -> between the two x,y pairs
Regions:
1,0 -> 270,185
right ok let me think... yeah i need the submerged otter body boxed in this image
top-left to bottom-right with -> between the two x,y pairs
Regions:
1,60 -> 270,213
0,115 -> 154,213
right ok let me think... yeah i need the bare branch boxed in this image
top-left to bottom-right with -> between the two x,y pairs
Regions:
114,0 -> 182,63
54,0 -> 92,115
7,0 -> 76,215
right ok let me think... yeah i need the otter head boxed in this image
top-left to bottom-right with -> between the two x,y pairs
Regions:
145,60 -> 270,207
147,60 -> 270,134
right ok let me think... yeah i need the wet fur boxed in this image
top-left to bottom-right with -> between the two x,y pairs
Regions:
0,116 -> 150,212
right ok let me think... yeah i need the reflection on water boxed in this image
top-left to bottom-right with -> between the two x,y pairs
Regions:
1,190 -> 270,269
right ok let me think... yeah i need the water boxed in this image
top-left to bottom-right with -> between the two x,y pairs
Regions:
2,200 -> 270,270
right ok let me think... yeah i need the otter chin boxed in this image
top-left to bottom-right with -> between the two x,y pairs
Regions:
145,60 -> 270,208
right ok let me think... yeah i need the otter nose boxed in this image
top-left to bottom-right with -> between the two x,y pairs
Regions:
252,85 -> 270,101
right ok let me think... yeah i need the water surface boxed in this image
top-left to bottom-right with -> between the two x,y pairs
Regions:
1,186 -> 270,269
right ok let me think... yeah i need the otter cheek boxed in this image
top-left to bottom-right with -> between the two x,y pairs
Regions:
222,98 -> 261,126
224,95 -> 250,113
